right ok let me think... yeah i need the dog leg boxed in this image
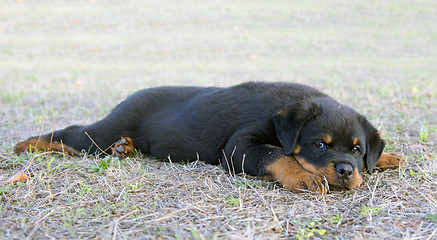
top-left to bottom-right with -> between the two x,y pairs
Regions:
13,136 -> 80,155
263,156 -> 328,194
375,152 -> 404,171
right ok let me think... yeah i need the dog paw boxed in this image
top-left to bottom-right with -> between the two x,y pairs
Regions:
266,156 -> 329,194
297,174 -> 329,194
375,152 -> 404,171
111,137 -> 135,157
280,173 -> 329,194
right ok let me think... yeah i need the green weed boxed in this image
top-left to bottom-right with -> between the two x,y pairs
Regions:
359,205 -> 382,217
61,207 -> 85,227
384,142 -> 396,152
0,186 -> 10,201
62,163 -> 80,170
377,88 -> 391,97
185,227 -> 218,240
46,156 -> 56,173
222,195 -> 240,207
129,183 -> 140,193
232,179 -> 263,188
7,151 -> 39,168
0,186 -> 10,195
426,214 -> 437,223
88,156 -> 121,173
409,169 -> 425,186
292,218 -> 326,240
328,214 -> 343,225
75,183 -> 93,198
419,127 -> 431,142
189,227 -> 202,240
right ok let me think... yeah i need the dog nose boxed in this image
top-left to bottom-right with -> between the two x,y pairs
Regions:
336,164 -> 353,179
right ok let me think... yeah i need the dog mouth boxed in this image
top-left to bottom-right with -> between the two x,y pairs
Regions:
326,171 -> 363,191
328,170 -> 363,191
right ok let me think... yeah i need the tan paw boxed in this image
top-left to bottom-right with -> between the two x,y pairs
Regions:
375,152 -> 404,171
111,137 -> 135,157
289,173 -> 329,194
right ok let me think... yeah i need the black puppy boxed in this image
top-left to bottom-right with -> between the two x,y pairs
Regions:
14,82 -> 401,193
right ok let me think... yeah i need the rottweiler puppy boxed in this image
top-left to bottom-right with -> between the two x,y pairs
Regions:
14,82 -> 402,193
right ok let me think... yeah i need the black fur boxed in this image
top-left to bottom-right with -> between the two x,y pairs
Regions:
25,82 -> 385,176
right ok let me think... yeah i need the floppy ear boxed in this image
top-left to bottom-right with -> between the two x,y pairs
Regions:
273,100 -> 322,155
361,118 -> 385,173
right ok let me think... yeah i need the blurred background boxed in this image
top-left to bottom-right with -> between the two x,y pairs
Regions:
0,0 -> 436,144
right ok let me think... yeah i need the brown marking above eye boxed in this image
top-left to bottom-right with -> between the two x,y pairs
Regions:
322,135 -> 333,145
353,137 -> 358,146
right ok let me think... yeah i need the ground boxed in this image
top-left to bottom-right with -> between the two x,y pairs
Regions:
0,0 -> 436,239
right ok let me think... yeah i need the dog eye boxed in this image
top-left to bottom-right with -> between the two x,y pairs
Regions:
314,140 -> 327,150
352,145 -> 362,154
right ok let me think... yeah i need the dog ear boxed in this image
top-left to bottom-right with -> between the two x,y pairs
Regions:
361,118 -> 385,173
273,100 -> 322,155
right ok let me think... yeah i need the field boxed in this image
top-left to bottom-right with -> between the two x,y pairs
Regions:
1,0 -> 436,239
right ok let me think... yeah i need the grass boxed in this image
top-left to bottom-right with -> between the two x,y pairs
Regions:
292,218 -> 326,240
1,0 -> 436,239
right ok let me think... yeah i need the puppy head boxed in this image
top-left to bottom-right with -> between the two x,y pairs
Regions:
273,98 -> 385,190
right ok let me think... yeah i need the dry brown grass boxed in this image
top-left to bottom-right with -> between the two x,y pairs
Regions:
1,150 -> 436,239
1,0 -> 436,239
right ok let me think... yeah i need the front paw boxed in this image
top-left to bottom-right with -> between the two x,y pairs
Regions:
375,152 -> 404,171
265,156 -> 329,194
282,173 -> 329,194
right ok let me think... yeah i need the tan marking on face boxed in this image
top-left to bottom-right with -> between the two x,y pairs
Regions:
294,157 -> 363,190
292,144 -> 301,155
349,169 -> 363,189
322,135 -> 332,144
353,137 -> 358,146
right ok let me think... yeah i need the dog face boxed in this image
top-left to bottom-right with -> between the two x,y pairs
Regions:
273,98 -> 385,190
